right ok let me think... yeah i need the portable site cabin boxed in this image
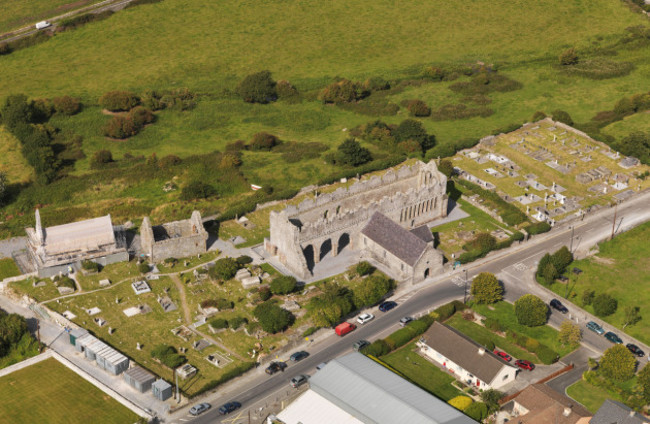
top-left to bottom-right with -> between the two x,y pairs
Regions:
84,338 -> 109,361
124,366 -> 156,393
95,346 -> 129,375
74,332 -> 95,353
69,328 -> 89,346
152,379 -> 173,401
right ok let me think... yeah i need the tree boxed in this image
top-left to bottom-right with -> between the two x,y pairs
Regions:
128,106 -> 155,127
623,306 -> 641,329
393,119 -> 434,150
249,132 -> 279,151
52,96 -> 81,115
103,115 -> 139,139
0,94 -> 33,129
438,159 -> 454,178
308,283 -> 354,327
542,262 -> 559,285
90,149 -> 113,169
337,138 -> 372,166
593,293 -> 617,317
464,402 -> 488,422
551,110 -> 574,126
237,70 -> 277,104
150,344 -> 185,368
356,261 -> 375,276
600,344 -> 636,382
637,363 -> 650,402
0,172 -> 7,205
447,396 -> 473,411
138,263 -> 150,274
558,320 -> 582,345
466,233 -> 496,254
514,294 -> 548,327
551,246 -> 573,274
270,276 -> 297,295
180,181 -> 217,200
470,272 -> 502,304
618,132 -> 650,164
253,301 -> 293,333
406,100 -> 431,117
582,289 -> 595,306
320,79 -> 364,104
480,389 -> 504,414
559,47 -> 579,66
209,258 -> 239,281
352,275 -> 391,309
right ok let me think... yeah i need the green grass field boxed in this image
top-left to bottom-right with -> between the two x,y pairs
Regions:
547,221 -> 650,345
566,377 -> 637,413
0,258 -> 21,280
0,357 -> 139,424
0,0 -> 105,33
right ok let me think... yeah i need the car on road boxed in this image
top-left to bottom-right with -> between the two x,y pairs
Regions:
378,301 -> 397,312
493,350 -> 512,362
218,401 -> 241,415
604,331 -> 623,344
290,374 -> 309,388
399,317 -> 414,327
357,313 -> 375,324
190,403 -> 211,416
586,321 -> 605,335
549,299 -> 568,314
515,359 -> 535,371
626,343 -> 645,357
352,340 -> 370,351
265,361 -> 288,375
290,351 -> 309,362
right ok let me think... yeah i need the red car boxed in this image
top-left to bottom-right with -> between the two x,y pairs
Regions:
515,359 -> 535,371
493,350 -> 512,362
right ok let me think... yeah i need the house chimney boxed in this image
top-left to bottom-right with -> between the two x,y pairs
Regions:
478,347 -> 485,355
563,407 -> 571,417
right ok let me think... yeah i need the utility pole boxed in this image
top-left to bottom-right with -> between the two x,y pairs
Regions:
610,201 -> 619,240
175,368 -> 180,404
36,319 -> 41,352
463,269 -> 468,304
569,225 -> 574,253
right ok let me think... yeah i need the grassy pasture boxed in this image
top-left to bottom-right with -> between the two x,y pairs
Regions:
0,258 -> 21,279
0,357 -> 138,424
0,0 -> 105,34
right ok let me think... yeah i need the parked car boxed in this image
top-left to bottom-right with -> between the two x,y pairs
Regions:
515,359 -> 535,371
316,362 -> 328,371
35,21 -> 51,30
493,350 -> 512,362
290,351 -> 309,362
604,332 -> 623,344
357,313 -> 375,324
399,317 -> 414,327
586,321 -> 605,335
352,340 -> 370,351
549,299 -> 568,313
335,322 -> 357,336
290,374 -> 309,388
626,344 -> 645,357
218,401 -> 241,415
265,361 -> 287,375
378,301 -> 397,312
190,403 -> 211,416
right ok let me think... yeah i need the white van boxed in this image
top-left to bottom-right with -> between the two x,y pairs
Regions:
35,21 -> 51,30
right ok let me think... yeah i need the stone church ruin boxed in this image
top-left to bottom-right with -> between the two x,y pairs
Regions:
140,211 -> 208,263
265,160 -> 448,282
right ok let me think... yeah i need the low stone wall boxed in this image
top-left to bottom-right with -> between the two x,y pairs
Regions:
0,350 -> 52,378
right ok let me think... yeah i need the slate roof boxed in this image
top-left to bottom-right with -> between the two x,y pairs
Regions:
590,399 -> 647,424
513,384 -> 591,424
410,225 -> 434,244
308,352 -> 477,424
361,212 -> 427,266
420,322 -> 514,384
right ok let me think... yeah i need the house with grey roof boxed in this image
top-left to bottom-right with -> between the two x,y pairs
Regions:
590,399 -> 648,424
360,212 -> 443,283
505,383 -> 591,424
417,322 -> 517,390
273,352 -> 477,424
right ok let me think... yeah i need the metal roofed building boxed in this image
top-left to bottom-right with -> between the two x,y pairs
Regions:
275,352 -> 477,424
123,366 -> 156,393
26,209 -> 128,277
590,399 -> 647,424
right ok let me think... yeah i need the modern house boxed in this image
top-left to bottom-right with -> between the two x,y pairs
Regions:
504,383 -> 591,424
418,322 -> 517,390
271,352 -> 477,424
590,399 -> 648,424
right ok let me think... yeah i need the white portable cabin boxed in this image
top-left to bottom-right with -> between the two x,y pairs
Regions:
35,21 -> 51,30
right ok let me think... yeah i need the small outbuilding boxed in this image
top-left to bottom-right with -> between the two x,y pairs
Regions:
123,366 -> 156,393
95,346 -> 129,375
176,363 -> 197,380
152,379 -> 173,401
69,328 -> 88,346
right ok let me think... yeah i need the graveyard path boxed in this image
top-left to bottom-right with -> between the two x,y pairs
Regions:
170,274 -> 192,325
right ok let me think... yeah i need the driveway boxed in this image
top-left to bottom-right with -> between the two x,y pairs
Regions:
546,346 -> 594,394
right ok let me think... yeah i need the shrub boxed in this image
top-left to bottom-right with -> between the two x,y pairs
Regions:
526,221 -> 551,235
210,318 -> 228,329
352,275 -> 392,309
393,119 -> 431,149
320,79 -> 365,103
258,286 -> 272,301
406,100 -> 431,117
138,263 -> 150,274
422,66 -> 446,81
582,289 -> 595,306
448,396 -> 473,411
209,258 -> 239,280
464,402 -> 488,421
99,90 -> 140,111
363,77 -> 390,91
81,260 -> 99,272
159,154 -> 182,168
480,389 -> 504,414
471,272 -> 502,304
430,103 -> 493,121
127,106 -> 155,127
253,301 -> 294,333
483,317 -> 503,332
103,115 -> 139,139
356,261 -> 375,276
552,110 -> 574,126
236,255 -> 253,265
337,138 -> 372,166
593,293 -> 618,317
302,326 -> 318,337
150,344 -> 185,368
514,294 -> 548,326
270,276 -> 297,295
180,181 -> 217,200
384,326 -> 418,350
564,58 -> 634,80
275,80 -> 299,100
228,317 -> 247,330
237,70 -> 277,103
559,47 -> 579,65
434,303 -> 456,322
531,110 -> 547,121
52,96 -> 81,115
249,132 -> 279,151
361,339 -> 391,357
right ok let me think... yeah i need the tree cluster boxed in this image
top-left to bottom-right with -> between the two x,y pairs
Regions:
536,246 -> 573,285
180,180 -> 217,201
320,79 -> 369,104
99,91 -> 140,112
514,294 -> 548,327
618,131 -> 650,165
208,257 -> 240,281
141,88 -> 196,111
253,301 -> 294,333
593,293 -> 617,317
0,311 -> 30,357
353,119 -> 436,156
334,138 -> 373,166
470,272 -> 503,304
103,106 -> 155,139
237,71 -> 278,104
150,344 -> 186,368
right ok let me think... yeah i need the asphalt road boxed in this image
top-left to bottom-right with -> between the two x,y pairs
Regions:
178,190 -> 649,424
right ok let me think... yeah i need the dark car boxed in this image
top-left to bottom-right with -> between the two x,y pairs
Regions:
290,351 -> 309,362
493,350 -> 512,362
265,361 -> 288,375
549,299 -> 568,313
190,403 -> 211,416
627,343 -> 645,357
604,331 -> 623,344
515,359 -> 535,371
352,340 -> 370,351
399,317 -> 414,327
586,321 -> 605,335
378,301 -> 397,312
218,401 -> 241,415
290,374 -> 309,388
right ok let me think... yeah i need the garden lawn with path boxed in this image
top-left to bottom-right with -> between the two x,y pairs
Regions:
0,357 -> 138,424
566,377 -> 637,413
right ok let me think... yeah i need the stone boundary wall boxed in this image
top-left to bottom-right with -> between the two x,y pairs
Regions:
0,350 -> 52,378
0,272 -> 37,293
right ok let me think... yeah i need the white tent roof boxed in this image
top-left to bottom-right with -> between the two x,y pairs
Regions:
42,215 -> 116,254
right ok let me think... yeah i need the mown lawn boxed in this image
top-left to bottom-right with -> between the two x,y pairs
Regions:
566,377 -> 637,413
0,258 -> 21,280
546,221 -> 650,346
381,341 -> 463,401
0,358 -> 139,424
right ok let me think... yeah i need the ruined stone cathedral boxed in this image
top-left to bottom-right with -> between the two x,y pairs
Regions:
265,160 -> 448,282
